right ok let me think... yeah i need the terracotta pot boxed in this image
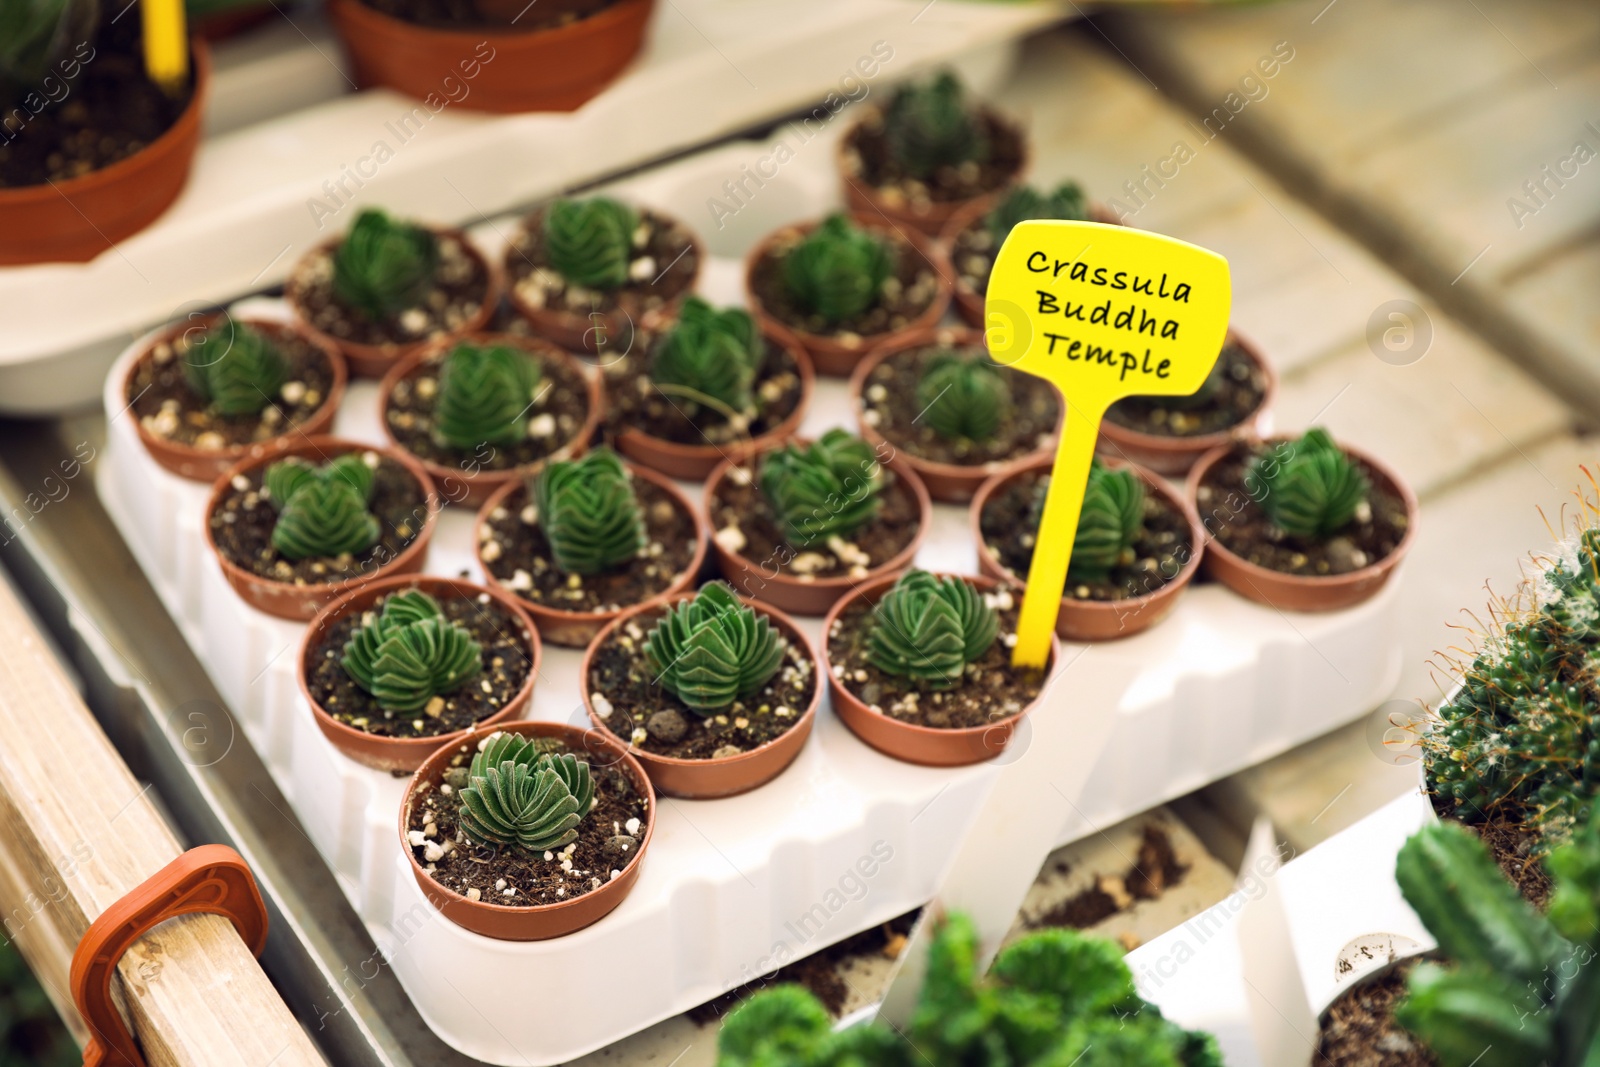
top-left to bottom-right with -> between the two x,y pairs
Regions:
849,325 -> 1060,504
744,213 -> 953,378
401,720 -> 655,940
580,592 -> 820,798
284,226 -> 500,380
328,0 -> 654,113
126,316 -> 348,483
474,461 -> 708,647
702,439 -> 933,617
1186,435 -> 1418,612
301,574 -> 541,772
204,435 -> 441,621
377,332 -> 604,508
971,453 -> 1204,642
822,572 -> 1059,766
0,43 -> 210,265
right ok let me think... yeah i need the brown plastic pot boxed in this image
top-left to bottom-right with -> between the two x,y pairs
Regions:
126,316 -> 348,484
301,574 -> 541,772
702,440 -> 933,617
401,720 -> 655,940
823,572 -> 1059,766
328,0 -> 654,113
475,460 -> 709,647
744,213 -> 953,379
377,332 -> 604,509
285,226 -> 500,380
580,592 -> 821,798
1186,435 -> 1418,612
971,453 -> 1204,642
0,44 -> 210,265
204,435 -> 441,621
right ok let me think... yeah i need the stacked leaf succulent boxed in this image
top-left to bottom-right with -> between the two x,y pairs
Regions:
916,349 -> 1011,444
1250,427 -> 1369,539
643,582 -> 785,713
458,732 -> 595,852
263,453 -> 380,561
183,319 -> 288,418
533,447 -> 646,575
1062,460 -> 1145,583
883,72 -> 991,181
985,182 -> 1090,246
758,429 -> 883,548
333,209 -> 439,321
650,297 -> 765,415
783,214 -> 894,327
341,590 -> 482,712
545,196 -> 638,291
432,342 -> 543,450
0,0 -> 97,107
866,569 -> 998,689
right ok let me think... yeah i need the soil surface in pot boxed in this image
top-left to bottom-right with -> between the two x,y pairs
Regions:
980,467 -> 1192,603
587,607 -> 816,759
291,231 -> 490,350
1196,442 -> 1410,578
360,0 -> 615,28
827,590 -> 1044,729
1105,343 -> 1268,438
950,217 -> 1001,298
307,590 -> 532,739
508,207 -> 698,320
385,348 -> 591,471
480,481 -> 697,614
750,229 -> 940,344
1429,796 -> 1553,908
845,110 -> 1024,207
407,738 -> 648,907
1026,824 -> 1190,932
1315,957 -> 1438,1067
0,21 -> 192,188
603,337 -> 804,449
860,344 -> 1057,467
210,453 -> 427,585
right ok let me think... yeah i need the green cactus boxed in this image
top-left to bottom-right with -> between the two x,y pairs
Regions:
0,0 -> 97,107
340,590 -> 482,712
263,453 -> 380,561
458,732 -> 596,852
182,319 -> 289,418
431,342 -> 543,450
1063,460 -> 1145,583
985,182 -> 1090,246
865,569 -> 998,690
757,429 -> 883,548
1250,428 -> 1369,539
332,209 -> 439,322
533,447 -> 646,576
783,214 -> 894,327
650,297 -> 764,415
545,197 -> 638,291
643,582 -> 785,714
916,349 -> 1012,443
883,72 -> 991,181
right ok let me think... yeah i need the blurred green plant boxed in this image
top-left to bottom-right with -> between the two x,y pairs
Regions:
985,182 -> 1089,246
1250,428 -> 1368,540
333,209 -> 439,322
0,938 -> 76,1067
264,452 -> 380,560
758,429 -> 883,548
650,297 -> 764,417
432,341 -> 543,450
0,0 -> 97,109
883,71 -> 990,181
545,196 -> 637,291
916,349 -> 1011,443
1061,459 -> 1145,583
183,319 -> 288,417
783,214 -> 893,327
533,447 -> 646,575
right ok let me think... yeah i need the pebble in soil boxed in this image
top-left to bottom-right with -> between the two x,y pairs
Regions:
1315,958 -> 1440,1067
1104,342 -> 1269,438
749,227 -> 940,347
842,107 -> 1025,210
603,336 -> 804,448
507,207 -> 698,319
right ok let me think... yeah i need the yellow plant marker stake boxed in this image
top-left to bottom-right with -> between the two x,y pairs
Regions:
987,220 -> 1232,668
142,0 -> 190,96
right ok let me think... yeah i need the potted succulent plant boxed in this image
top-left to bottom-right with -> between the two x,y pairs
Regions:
1188,427 -> 1417,612
505,195 -> 702,356
402,720 -> 654,941
285,207 -> 498,379
850,326 -> 1059,502
602,297 -> 814,481
838,71 -> 1027,237
476,446 -> 707,647
581,581 -> 820,798
744,212 -> 952,378
0,0 -> 210,264
205,436 -> 440,620
378,333 -> 602,507
124,314 -> 347,482
973,454 -> 1203,642
300,575 -> 541,772
702,429 -> 932,617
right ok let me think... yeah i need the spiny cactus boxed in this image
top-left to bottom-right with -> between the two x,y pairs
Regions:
432,342 -> 543,450
1251,428 -> 1369,539
985,182 -> 1089,246
332,209 -> 439,322
341,590 -> 482,712
183,319 -> 289,418
1064,460 -> 1145,583
883,72 -> 991,181
866,569 -> 998,689
263,453 -> 380,561
458,732 -> 596,852
533,447 -> 646,576
650,297 -> 764,415
916,349 -> 1012,443
758,429 -> 883,548
643,582 -> 784,714
783,214 -> 894,327
545,197 -> 637,291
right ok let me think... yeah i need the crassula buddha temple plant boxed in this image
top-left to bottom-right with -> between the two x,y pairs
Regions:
945,180 -> 1094,328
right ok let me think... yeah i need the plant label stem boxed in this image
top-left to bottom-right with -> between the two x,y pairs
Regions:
142,0 -> 190,96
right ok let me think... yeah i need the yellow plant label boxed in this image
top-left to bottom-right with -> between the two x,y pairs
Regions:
986,220 -> 1231,667
142,0 -> 189,95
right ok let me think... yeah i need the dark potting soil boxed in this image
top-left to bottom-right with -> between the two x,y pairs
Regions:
506,207 -> 699,320
209,453 -> 428,585
406,738 -> 648,907
844,108 -> 1024,207
749,228 -> 941,344
0,20 -> 191,189
1430,796 -> 1554,908
1105,343 -> 1269,438
587,605 -> 816,760
827,594 -> 1045,729
1030,824 -> 1190,933
1315,958 -> 1439,1067
361,0 -> 616,29
860,343 -> 1058,467
306,591 -> 533,739
980,466 -> 1193,603
479,480 -> 698,614
1195,442 -> 1409,578
602,336 -> 804,449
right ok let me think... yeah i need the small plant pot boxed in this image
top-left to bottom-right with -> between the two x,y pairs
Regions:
822,572 -> 1058,766
204,435 -> 441,620
580,592 -> 821,798
744,214 -> 953,378
475,461 -> 709,647
301,574 -> 541,772
377,332 -> 604,508
1186,435 -> 1418,613
702,441 -> 933,617
0,43 -> 210,265
285,226 -> 500,380
401,720 -> 655,941
971,453 -> 1203,642
1314,948 -> 1438,1064
327,0 -> 655,113
124,316 -> 348,483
